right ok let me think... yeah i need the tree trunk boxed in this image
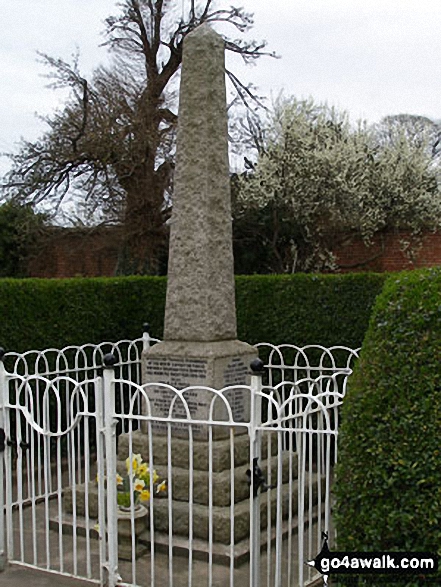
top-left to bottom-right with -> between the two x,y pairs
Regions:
117,166 -> 169,275
115,93 -> 173,275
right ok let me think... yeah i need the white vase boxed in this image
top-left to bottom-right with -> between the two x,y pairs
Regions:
117,504 -> 148,560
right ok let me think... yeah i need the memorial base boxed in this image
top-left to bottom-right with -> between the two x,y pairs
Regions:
61,432 -> 323,567
142,340 -> 257,439
139,339 -> 257,558
116,431 -> 314,566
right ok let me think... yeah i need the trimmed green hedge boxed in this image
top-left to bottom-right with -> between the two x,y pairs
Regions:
335,268 -> 441,583
0,273 -> 385,352
0,276 -> 167,352
236,273 -> 385,347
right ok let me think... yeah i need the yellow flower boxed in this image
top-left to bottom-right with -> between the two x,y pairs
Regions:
152,469 -> 159,483
156,480 -> 167,493
138,462 -> 148,477
116,474 -> 123,486
125,453 -> 142,473
139,489 -> 151,502
133,478 -> 145,492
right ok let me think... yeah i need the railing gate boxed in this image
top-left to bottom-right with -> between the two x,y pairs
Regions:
249,362 -> 263,587
0,356 -> 110,584
248,363 -> 342,587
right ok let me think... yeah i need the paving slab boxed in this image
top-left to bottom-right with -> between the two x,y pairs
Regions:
0,564 -> 91,586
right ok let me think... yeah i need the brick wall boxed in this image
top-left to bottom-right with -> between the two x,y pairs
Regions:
26,227 -> 441,278
28,226 -> 122,278
333,231 -> 441,272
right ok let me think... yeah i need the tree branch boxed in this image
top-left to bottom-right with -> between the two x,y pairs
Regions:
225,38 -> 277,63
70,78 -> 89,152
200,0 -> 214,21
130,0 -> 156,76
226,69 -> 267,110
152,0 -> 163,55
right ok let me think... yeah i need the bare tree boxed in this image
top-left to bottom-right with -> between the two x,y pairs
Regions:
375,114 -> 441,158
2,0 -> 273,274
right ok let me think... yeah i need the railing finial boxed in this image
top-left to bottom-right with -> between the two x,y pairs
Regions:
103,353 -> 117,368
250,358 -> 264,373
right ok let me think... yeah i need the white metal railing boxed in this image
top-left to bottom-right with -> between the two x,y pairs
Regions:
257,342 -> 359,388
259,375 -> 343,587
3,329 -> 159,379
3,336 -> 358,388
0,364 -> 105,581
100,367 -> 345,587
0,333 -> 358,586
2,330 -> 160,504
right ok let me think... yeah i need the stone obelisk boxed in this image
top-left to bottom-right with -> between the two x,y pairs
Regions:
143,24 -> 256,438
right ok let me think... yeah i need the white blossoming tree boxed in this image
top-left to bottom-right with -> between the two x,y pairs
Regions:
233,97 -> 441,273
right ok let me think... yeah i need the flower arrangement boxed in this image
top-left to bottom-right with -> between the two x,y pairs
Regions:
116,453 -> 167,509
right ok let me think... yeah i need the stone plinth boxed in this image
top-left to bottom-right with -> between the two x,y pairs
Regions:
143,340 -> 256,439
61,435 -> 324,565
115,431 -> 312,552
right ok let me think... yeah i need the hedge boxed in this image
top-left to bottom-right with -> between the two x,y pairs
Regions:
335,268 -> 441,585
0,273 -> 385,353
0,276 -> 167,352
236,273 -> 385,347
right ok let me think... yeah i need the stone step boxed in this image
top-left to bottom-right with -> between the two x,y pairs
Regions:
51,500 -> 323,567
137,503 -> 323,567
62,472 -> 323,546
149,475 -> 322,545
59,464 -> 325,568
64,450 -> 298,515
116,451 -> 298,507
117,430 -> 279,472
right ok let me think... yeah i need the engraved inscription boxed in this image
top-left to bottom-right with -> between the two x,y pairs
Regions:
146,357 -> 207,388
223,357 -> 249,423
223,357 -> 248,386
145,357 -> 210,436
144,354 -> 251,437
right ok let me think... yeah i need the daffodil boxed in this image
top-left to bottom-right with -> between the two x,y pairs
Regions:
117,453 -> 167,508
133,478 -> 145,492
156,480 -> 167,493
140,489 -> 151,502
125,453 -> 142,473
138,462 -> 148,476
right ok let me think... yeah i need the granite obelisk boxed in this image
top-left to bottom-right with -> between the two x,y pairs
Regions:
143,24 -> 256,437
163,24 -> 237,343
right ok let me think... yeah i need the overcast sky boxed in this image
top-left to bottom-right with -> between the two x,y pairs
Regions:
1,0 -> 441,177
